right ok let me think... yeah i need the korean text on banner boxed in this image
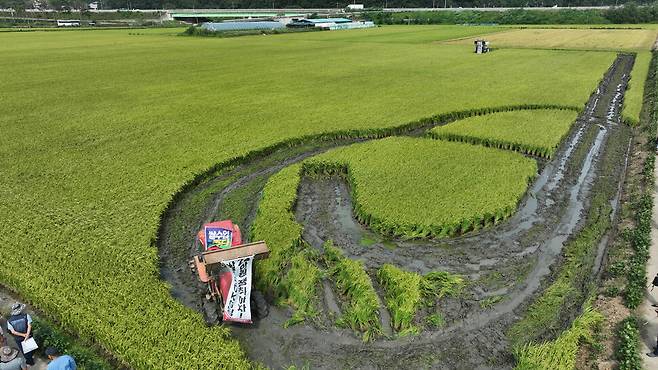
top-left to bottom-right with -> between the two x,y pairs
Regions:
205,227 -> 232,249
222,256 -> 253,323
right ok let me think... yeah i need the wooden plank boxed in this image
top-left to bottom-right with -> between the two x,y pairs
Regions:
199,241 -> 269,265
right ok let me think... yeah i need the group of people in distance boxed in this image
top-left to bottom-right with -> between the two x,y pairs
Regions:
0,302 -> 76,370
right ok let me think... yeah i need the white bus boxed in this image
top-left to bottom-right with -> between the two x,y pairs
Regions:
56,20 -> 81,27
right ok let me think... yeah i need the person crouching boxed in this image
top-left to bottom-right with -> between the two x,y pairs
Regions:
45,347 -> 76,370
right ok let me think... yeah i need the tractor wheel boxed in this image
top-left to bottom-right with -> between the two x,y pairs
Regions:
202,300 -> 220,325
251,289 -> 269,319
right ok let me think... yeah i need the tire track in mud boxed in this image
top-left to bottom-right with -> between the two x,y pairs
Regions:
159,55 -> 634,369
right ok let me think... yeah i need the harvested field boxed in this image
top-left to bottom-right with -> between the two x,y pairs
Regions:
445,27 -> 658,51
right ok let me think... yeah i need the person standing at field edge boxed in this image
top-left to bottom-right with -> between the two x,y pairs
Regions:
0,346 -> 26,370
45,347 -> 76,370
6,304 -> 33,366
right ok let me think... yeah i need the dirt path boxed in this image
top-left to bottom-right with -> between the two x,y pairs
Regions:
640,161 -> 658,368
158,54 -> 635,369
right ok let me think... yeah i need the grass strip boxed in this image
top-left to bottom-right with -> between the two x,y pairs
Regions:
623,192 -> 653,309
624,52 -> 658,309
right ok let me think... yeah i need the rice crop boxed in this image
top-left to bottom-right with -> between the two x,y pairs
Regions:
430,109 -> 579,158
324,241 -> 382,341
0,26 -> 614,367
251,163 -> 304,297
282,252 -> 322,326
305,137 -> 538,238
514,305 -> 603,370
377,264 -> 423,334
377,264 -> 465,334
623,51 -> 652,125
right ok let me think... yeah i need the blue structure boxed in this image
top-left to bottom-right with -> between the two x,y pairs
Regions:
200,22 -> 284,32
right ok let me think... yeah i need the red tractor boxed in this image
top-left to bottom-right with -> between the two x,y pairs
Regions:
190,220 -> 270,324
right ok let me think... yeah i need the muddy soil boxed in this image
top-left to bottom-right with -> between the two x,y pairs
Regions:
158,54 -> 635,369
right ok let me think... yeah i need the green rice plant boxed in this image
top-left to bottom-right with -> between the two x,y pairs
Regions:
513,305 -> 603,370
479,295 -> 504,309
32,317 -> 113,370
421,271 -> 466,300
376,265 -> 464,334
430,109 -> 579,158
324,242 -> 382,341
251,164 -> 305,298
282,252 -> 322,326
305,137 -> 538,239
377,264 -> 422,333
623,51 -> 651,125
426,313 -> 445,328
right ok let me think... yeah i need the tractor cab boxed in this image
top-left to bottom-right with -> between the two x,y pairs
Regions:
190,220 -> 269,324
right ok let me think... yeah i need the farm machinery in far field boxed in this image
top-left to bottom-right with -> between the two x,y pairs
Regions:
474,39 -> 490,54
189,220 -> 270,324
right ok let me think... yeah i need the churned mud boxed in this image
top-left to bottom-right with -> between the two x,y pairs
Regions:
158,54 -> 635,369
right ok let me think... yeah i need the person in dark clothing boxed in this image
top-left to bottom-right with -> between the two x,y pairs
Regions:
6,304 -> 33,366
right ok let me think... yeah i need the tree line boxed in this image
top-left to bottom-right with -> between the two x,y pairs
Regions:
2,0 -> 657,25
367,2 -> 658,23
1,0 -> 657,10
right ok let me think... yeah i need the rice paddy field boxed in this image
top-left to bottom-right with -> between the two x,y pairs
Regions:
445,27 -> 658,51
430,108 -> 579,158
305,137 -> 538,237
0,24 -> 655,369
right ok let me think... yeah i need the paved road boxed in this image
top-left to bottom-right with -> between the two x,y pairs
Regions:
640,160 -> 658,369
